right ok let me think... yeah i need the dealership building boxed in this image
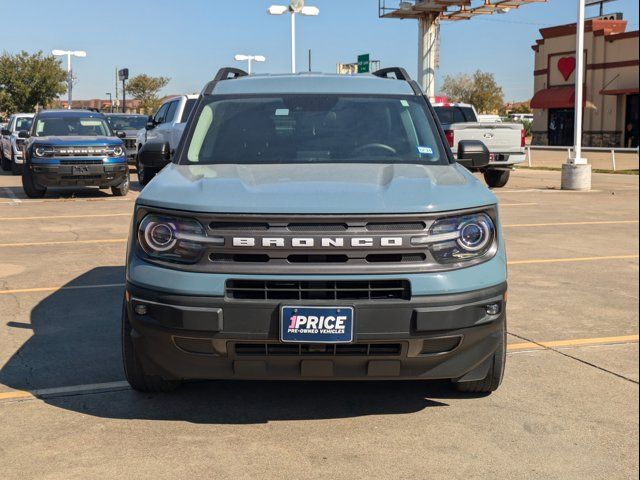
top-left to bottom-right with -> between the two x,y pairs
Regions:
530,18 -> 638,148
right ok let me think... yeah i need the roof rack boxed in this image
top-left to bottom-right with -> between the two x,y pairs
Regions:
372,67 -> 423,96
203,67 -> 249,95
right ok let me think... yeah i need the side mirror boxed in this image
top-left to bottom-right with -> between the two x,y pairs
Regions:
456,140 -> 490,170
115,130 -> 127,139
1,129 -> 10,136
17,130 -> 30,139
145,120 -> 156,130
138,141 -> 171,168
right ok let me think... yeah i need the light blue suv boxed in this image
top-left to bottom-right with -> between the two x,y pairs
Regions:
124,67 -> 507,394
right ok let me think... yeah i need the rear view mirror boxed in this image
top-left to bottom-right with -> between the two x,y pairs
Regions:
456,140 -> 490,170
17,130 -> 30,139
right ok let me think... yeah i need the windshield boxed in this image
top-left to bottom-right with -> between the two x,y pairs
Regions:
15,117 -> 33,132
106,115 -> 147,131
184,94 -> 447,165
34,115 -> 112,137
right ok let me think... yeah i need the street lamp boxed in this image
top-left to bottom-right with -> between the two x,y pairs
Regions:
234,54 -> 266,75
52,49 -> 87,109
267,0 -> 319,73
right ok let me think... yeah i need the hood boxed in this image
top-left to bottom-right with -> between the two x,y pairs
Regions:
137,163 -> 496,215
32,136 -> 123,146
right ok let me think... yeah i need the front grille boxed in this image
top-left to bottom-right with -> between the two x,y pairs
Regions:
59,159 -> 104,165
53,147 -> 110,157
226,279 -> 411,301
234,343 -> 402,357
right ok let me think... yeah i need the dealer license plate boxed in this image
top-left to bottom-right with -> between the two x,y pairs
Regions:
280,306 -> 354,344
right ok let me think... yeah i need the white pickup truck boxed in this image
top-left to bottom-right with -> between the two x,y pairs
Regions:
433,103 -> 525,188
136,94 -> 198,185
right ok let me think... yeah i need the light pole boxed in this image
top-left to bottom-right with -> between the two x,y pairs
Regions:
267,0 -> 319,73
105,93 -> 113,112
561,0 -> 591,190
234,54 -> 266,74
52,50 -> 87,109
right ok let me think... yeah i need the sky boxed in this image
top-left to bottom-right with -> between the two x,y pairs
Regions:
2,0 -> 638,103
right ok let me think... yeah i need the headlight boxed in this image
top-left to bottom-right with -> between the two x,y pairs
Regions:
108,146 -> 125,157
138,214 -> 211,263
425,212 -> 496,264
34,146 -> 54,157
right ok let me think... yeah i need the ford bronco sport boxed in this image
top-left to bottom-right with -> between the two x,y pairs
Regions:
123,67 -> 507,394
21,110 -> 129,198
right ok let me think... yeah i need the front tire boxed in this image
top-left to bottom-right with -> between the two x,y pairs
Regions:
111,172 -> 130,196
455,319 -> 506,394
0,148 -> 9,172
484,169 -> 511,188
122,300 -> 180,393
22,167 -> 47,198
137,161 -> 157,187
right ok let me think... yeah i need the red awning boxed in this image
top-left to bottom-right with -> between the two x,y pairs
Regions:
530,86 -> 577,109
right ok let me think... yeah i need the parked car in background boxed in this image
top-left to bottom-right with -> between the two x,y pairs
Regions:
1,113 -> 35,174
21,110 -> 129,198
104,113 -> 148,164
433,103 -> 525,188
135,95 -> 198,185
509,113 -> 533,122
477,114 -> 502,123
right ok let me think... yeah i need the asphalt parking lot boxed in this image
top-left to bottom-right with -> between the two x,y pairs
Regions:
0,168 -> 638,479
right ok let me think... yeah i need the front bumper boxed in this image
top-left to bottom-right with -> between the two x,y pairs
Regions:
31,160 -> 127,187
125,281 -> 507,381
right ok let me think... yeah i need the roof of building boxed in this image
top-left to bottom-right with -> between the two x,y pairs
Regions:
213,73 -> 417,96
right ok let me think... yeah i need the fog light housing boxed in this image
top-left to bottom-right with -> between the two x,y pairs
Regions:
134,304 -> 148,316
485,303 -> 501,316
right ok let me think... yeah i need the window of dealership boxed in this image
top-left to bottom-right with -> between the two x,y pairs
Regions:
530,19 -> 639,148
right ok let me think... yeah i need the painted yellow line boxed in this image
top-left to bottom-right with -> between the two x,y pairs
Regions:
0,238 -> 127,248
508,334 -> 639,352
509,255 -> 639,265
0,213 -> 131,221
504,220 -> 639,228
0,283 -> 125,296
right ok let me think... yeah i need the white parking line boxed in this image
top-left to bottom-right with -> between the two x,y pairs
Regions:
2,187 -> 22,204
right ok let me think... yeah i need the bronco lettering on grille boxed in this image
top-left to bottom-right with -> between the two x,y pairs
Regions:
231,237 -> 403,248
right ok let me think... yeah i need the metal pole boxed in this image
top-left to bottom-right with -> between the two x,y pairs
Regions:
418,14 -> 438,98
308,49 -> 312,72
122,79 -> 126,113
290,12 -> 296,73
527,146 -> 532,167
611,149 -> 616,171
67,53 -> 72,109
248,57 -> 253,75
572,0 -> 586,164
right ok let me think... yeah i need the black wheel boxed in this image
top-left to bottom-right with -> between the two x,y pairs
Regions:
0,148 -> 9,172
455,319 -> 506,394
21,166 -> 46,198
137,160 -> 157,187
122,300 -> 180,393
483,169 -> 511,188
111,172 -> 130,196
11,152 -> 21,175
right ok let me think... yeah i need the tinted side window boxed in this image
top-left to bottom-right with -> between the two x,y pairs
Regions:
154,103 -> 170,124
180,99 -> 197,123
165,100 -> 179,124
434,107 -> 476,124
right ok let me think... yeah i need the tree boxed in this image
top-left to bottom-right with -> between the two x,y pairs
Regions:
126,74 -> 170,113
510,103 -> 532,114
440,70 -> 504,114
0,51 -> 67,114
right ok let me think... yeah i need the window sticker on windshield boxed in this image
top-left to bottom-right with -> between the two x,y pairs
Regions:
275,109 -> 290,116
400,100 -> 410,107
417,146 -> 434,155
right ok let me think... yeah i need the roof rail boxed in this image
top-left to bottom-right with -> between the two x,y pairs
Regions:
372,67 -> 423,96
203,67 -> 249,95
